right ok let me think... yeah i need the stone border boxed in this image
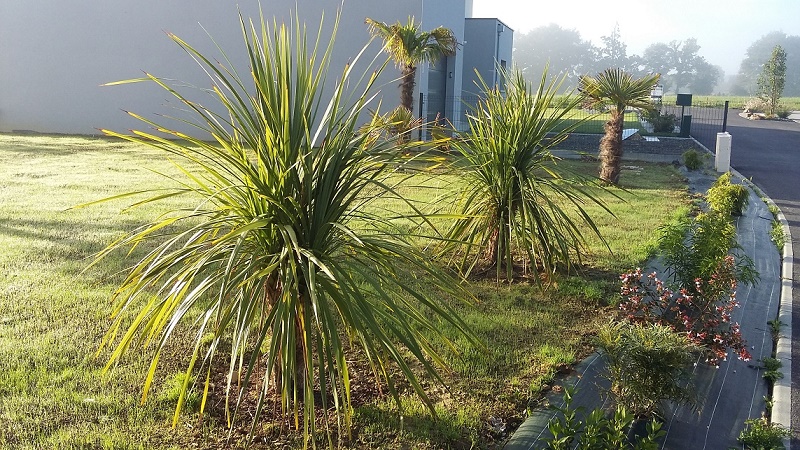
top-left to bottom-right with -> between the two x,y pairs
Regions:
758,189 -> 793,449
694,136 -> 793,448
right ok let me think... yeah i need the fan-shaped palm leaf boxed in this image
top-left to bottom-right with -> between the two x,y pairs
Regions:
366,17 -> 457,113
579,68 -> 660,184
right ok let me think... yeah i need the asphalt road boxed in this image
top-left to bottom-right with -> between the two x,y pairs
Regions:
693,110 -> 800,446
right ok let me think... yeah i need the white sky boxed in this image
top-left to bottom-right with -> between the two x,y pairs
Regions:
472,0 -> 800,76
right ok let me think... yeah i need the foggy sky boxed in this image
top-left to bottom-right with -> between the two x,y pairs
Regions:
472,0 -> 799,76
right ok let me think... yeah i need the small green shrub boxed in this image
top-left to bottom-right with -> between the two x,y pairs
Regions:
706,172 -> 749,216
765,204 -> 786,250
658,211 -> 758,289
644,107 -> 678,133
768,319 -> 784,343
770,220 -> 786,250
738,417 -> 790,449
682,149 -> 704,170
762,357 -> 784,383
596,322 -> 698,418
545,386 -> 665,450
776,109 -> 791,119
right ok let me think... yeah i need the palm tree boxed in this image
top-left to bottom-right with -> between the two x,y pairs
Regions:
444,67 -> 611,281
366,16 -> 457,114
579,68 -> 660,185
89,14 -> 478,447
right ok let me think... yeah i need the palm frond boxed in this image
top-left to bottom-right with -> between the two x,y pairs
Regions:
579,68 -> 661,113
365,16 -> 456,69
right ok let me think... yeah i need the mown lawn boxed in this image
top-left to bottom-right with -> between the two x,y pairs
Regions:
543,108 -> 646,134
0,133 -> 689,449
660,95 -> 800,111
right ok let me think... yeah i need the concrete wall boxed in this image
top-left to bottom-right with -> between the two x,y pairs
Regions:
0,0 -> 439,136
462,18 -> 514,96
418,0 -> 466,127
459,18 -> 513,129
496,20 -> 514,85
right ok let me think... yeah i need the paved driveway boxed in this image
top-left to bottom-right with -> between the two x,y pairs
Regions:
693,110 -> 800,446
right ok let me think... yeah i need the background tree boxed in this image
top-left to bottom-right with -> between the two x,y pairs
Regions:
732,31 -> 800,96
366,17 -> 456,114
513,24 -> 596,88
689,62 -> 724,95
757,45 -> 787,116
579,68 -> 660,185
595,24 -> 633,73
640,38 -> 719,94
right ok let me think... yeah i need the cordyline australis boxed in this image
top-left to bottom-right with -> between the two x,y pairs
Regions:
618,256 -> 751,366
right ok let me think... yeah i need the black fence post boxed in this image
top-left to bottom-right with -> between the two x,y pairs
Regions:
418,92 -> 424,142
722,101 -> 729,133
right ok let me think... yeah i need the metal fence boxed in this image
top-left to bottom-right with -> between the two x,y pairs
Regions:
418,93 -> 730,142
662,99 -> 730,144
418,94 -> 482,138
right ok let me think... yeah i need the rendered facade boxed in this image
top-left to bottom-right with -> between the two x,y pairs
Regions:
0,0 -> 512,136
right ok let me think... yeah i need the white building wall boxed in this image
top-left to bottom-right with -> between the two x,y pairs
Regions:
0,0 -> 443,136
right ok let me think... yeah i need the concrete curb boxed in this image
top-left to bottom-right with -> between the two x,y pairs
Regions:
758,191 -> 793,448
728,173 -> 792,447
693,136 -> 792,447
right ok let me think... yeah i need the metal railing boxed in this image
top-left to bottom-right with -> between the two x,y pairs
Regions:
418,93 -> 730,142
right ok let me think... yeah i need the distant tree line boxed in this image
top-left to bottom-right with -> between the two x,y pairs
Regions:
732,31 -> 800,96
513,25 -> 798,96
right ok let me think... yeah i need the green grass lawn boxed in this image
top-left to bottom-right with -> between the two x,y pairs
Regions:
659,95 -> 800,111
0,133 -> 689,449
545,108 -> 645,134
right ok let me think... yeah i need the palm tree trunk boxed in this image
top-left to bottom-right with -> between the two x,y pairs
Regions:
599,111 -> 624,184
400,66 -> 416,114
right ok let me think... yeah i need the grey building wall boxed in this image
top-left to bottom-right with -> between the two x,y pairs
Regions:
0,0 -> 446,136
462,18 -> 513,96
418,0 -> 466,129
459,17 -> 513,130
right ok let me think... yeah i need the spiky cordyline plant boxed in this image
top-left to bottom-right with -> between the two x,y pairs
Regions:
444,68 -> 612,281
87,12 -> 478,448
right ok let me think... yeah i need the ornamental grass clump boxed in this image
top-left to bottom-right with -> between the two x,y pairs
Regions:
86,12 -> 479,447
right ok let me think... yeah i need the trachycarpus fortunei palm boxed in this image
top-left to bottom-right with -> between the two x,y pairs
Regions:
366,16 -> 457,115
579,68 -> 660,185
